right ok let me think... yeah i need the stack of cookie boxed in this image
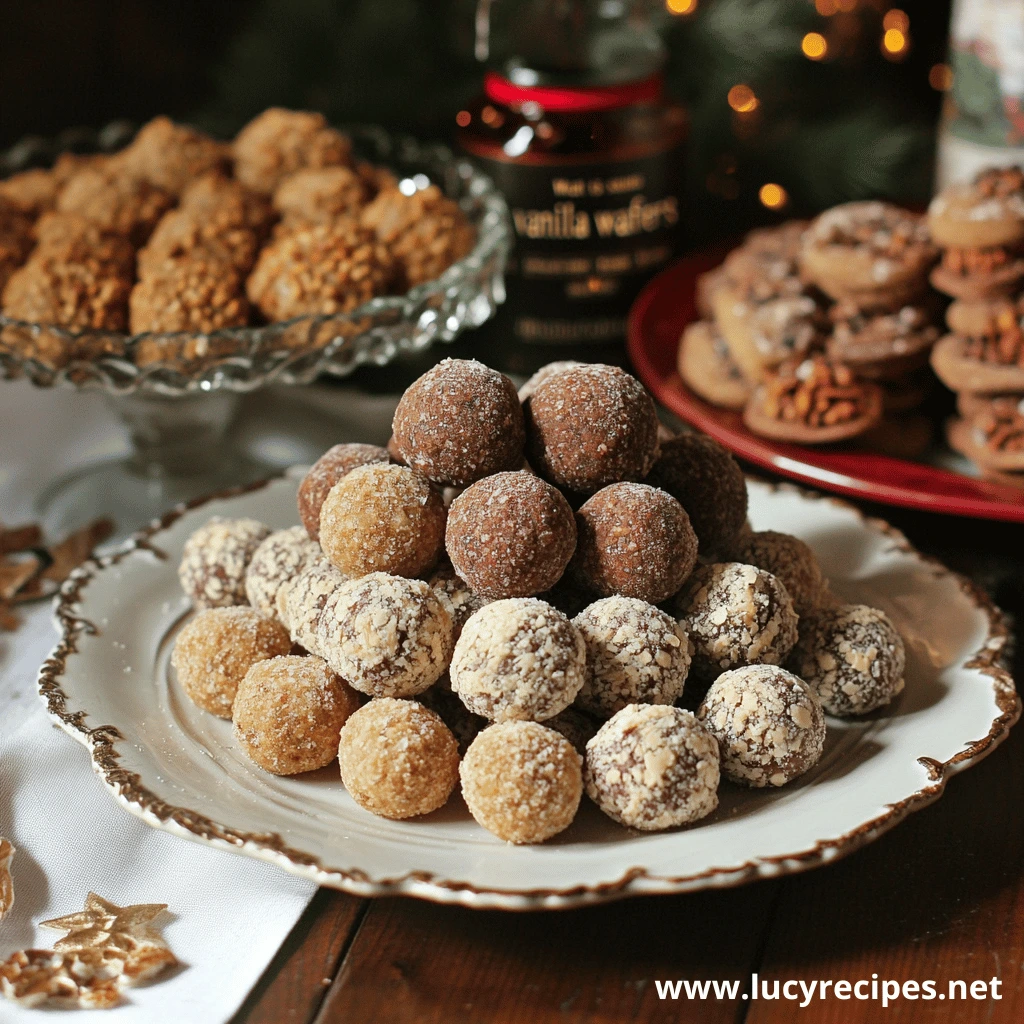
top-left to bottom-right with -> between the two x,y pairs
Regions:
928,168 -> 1024,486
682,201 -> 941,453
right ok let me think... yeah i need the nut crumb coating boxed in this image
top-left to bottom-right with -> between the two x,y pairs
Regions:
129,255 -> 250,334
246,219 -> 396,321
118,116 -> 229,196
233,108 -> 352,195
361,184 -> 475,287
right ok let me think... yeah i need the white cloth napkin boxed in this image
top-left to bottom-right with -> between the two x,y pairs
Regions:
0,379 -> 404,1021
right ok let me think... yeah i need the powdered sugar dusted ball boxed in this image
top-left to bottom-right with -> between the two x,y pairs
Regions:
298,443 -> 391,540
445,471 -> 577,599
233,655 -> 360,774
171,606 -> 292,718
645,434 -> 749,558
573,597 -> 691,718
317,572 -> 453,697
450,598 -> 585,722
428,562 -> 488,641
792,604 -> 905,716
697,665 -> 826,787
542,706 -> 600,756
525,364 -> 660,494
338,698 -> 460,819
460,721 -> 583,843
178,517 -> 270,608
244,526 -> 322,619
571,483 -> 698,604
517,360 -> 583,402
735,530 -> 825,617
392,359 -> 526,487
319,463 -> 446,579
277,560 -> 348,655
675,563 -> 799,680
584,704 -> 720,831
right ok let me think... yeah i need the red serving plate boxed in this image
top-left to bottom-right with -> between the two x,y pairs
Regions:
627,253 -> 1024,523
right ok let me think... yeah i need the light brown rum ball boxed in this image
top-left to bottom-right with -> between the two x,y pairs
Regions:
585,704 -> 720,831
319,463 -> 446,578
460,721 -> 583,843
170,607 -> 292,718
297,443 -> 391,541
391,358 -> 526,487
178,517 -> 270,608
450,599 -> 586,722
233,655 -> 360,774
338,698 -> 460,819
317,572 -> 453,697
244,526 -> 322,619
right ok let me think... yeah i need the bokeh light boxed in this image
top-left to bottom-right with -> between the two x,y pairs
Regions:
759,183 -> 788,209
882,28 -> 908,58
665,0 -> 696,14
882,9 -> 910,33
815,0 -> 838,14
929,63 -> 954,91
455,110 -> 471,128
802,33 -> 828,60
727,84 -> 759,113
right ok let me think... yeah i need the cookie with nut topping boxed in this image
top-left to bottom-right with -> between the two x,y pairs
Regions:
947,395 -> 1024,474
743,355 -> 883,444
710,222 -> 823,381
800,201 -> 936,310
928,166 -> 1024,250
826,302 -> 940,380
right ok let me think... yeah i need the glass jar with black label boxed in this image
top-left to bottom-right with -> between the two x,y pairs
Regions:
457,0 -> 687,374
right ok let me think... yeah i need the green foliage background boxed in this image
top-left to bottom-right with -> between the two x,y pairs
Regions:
196,0 -> 948,244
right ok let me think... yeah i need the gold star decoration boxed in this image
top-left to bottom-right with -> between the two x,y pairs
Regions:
42,892 -> 170,955
0,893 -> 177,1009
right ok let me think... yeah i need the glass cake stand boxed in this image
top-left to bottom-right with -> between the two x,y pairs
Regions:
0,125 -> 510,537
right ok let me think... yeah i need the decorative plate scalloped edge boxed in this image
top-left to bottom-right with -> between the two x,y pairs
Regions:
36,474 -> 1020,910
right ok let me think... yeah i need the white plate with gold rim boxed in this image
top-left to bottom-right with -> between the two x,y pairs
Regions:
38,472 -> 1019,909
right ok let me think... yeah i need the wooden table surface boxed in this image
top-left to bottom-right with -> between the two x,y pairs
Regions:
231,498 -> 1024,1024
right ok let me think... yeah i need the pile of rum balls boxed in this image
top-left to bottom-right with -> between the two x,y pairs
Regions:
171,358 -> 907,844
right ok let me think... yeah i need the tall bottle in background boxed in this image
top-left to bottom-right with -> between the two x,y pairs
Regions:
936,0 -> 1024,187
457,0 -> 687,374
